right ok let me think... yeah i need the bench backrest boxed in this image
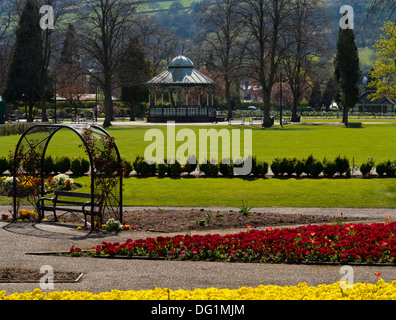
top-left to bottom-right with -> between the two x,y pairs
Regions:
54,191 -> 99,199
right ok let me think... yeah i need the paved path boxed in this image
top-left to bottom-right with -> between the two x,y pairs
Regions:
0,207 -> 395,295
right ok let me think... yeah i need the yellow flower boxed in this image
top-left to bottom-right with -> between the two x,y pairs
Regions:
1,281 -> 396,300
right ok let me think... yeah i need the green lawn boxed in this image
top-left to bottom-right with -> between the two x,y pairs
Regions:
1,123 -> 396,208
1,123 -> 395,164
67,176 -> 395,208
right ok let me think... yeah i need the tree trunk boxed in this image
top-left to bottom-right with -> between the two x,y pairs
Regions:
41,98 -> 48,122
103,80 -> 113,128
28,100 -> 34,122
225,79 -> 232,120
342,105 -> 349,127
262,89 -> 272,128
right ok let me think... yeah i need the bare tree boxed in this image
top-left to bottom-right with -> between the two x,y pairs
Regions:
281,0 -> 329,122
5,0 -> 76,121
367,0 -> 396,20
0,0 -> 13,95
146,28 -> 181,75
241,0 -> 292,127
200,0 -> 246,119
37,0 -> 77,122
76,0 -> 142,128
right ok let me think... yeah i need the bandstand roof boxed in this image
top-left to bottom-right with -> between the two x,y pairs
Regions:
146,55 -> 215,88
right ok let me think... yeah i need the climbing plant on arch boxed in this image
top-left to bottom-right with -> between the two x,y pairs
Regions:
11,124 -> 123,227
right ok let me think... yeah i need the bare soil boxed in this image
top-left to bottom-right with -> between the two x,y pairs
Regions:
0,267 -> 81,283
52,208 -> 372,233
122,209 -> 372,233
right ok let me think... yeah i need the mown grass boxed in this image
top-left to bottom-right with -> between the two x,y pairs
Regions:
1,124 -> 395,164
68,175 -> 395,208
1,123 -> 395,208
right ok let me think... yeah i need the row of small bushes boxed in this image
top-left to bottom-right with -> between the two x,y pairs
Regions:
0,156 -> 90,177
123,155 -> 269,178
2,154 -> 395,179
124,155 -> 396,178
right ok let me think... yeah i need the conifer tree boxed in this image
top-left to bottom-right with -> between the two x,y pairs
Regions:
334,21 -> 361,127
3,0 -> 43,122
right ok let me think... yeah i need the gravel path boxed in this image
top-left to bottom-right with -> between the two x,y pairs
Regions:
0,207 -> 395,295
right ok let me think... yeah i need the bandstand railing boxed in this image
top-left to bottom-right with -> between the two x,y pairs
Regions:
149,107 -> 211,117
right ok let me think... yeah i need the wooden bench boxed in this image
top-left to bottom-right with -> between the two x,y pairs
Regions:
37,191 -> 103,227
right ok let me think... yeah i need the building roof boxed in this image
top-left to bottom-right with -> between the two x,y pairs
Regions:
146,55 -> 215,87
357,90 -> 395,106
168,55 -> 194,68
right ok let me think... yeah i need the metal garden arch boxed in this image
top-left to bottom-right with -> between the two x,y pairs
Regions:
12,124 -> 123,227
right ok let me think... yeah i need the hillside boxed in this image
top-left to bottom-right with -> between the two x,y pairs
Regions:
147,0 -> 394,75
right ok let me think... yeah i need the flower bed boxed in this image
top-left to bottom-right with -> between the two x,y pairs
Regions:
1,280 -> 395,300
87,222 -> 396,264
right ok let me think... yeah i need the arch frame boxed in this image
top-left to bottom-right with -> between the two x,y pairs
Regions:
12,124 -> 123,227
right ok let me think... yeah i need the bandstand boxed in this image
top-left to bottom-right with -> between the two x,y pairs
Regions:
146,55 -> 222,123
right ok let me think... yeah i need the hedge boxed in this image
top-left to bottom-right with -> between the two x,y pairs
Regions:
1,155 -> 395,179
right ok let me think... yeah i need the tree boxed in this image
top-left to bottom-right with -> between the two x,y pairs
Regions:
308,82 -> 322,110
3,0 -> 43,122
366,66 -> 376,91
56,23 -> 88,118
241,0 -> 291,127
334,18 -> 361,127
321,76 -> 338,109
119,38 -> 153,120
281,0 -> 328,121
200,0 -> 245,120
77,0 -> 141,128
367,20 -> 396,102
143,25 -> 180,76
38,0 -> 78,122
0,0 -> 13,95
58,23 -> 80,70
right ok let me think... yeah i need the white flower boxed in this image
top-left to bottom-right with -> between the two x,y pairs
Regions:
3,177 -> 18,187
53,174 -> 74,184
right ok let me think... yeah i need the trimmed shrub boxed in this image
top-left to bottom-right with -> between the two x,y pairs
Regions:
122,159 -> 133,177
271,158 -> 282,176
385,160 -> 396,177
70,158 -> 90,176
43,156 -> 55,175
170,160 -> 182,177
0,157 -> 8,175
55,156 -> 71,174
199,162 -> 219,177
219,159 -> 234,177
294,160 -> 305,177
323,159 -> 337,177
304,155 -> 323,177
283,158 -> 296,176
376,162 -> 387,176
335,155 -> 350,177
182,156 -> 198,175
360,158 -> 375,177
157,162 -> 169,177
255,161 -> 269,177
81,158 -> 90,175
133,155 -> 155,176
71,158 -> 83,176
